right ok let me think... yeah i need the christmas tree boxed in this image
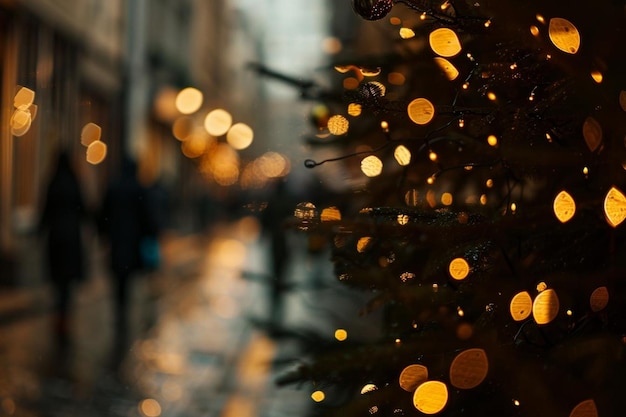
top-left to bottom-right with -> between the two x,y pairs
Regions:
274,0 -> 626,416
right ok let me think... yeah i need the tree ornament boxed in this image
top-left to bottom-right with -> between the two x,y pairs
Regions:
351,0 -> 394,21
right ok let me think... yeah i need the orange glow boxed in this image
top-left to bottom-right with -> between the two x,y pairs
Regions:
139,399 -> 162,417
175,87 -> 203,114
226,123 -> 254,150
204,108 -> 232,136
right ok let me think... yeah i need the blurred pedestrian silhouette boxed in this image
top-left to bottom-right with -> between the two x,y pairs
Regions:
39,150 -> 87,343
98,156 -> 159,349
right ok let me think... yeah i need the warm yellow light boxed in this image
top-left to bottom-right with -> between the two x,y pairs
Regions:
449,257 -> 470,280
348,103 -> 362,116
321,206 -> 342,222
399,364 -> 429,392
380,121 -> 389,131
397,214 -> 409,225
462,82 -> 469,90
510,291 -> 533,321
433,57 -> 459,81
400,27 -> 416,39
548,17 -> 580,54
514,399 -> 521,407
604,186 -> 626,227
429,151 -> 438,161
583,166 -> 589,176
427,176 -> 435,185
204,108 -> 232,136
13,86 -> 35,109
530,25 -> 540,36
139,399 -> 162,417
172,116 -> 194,141
328,115 -> 349,135
357,237 -> 372,253
487,92 -> 497,101
553,190 -> 576,223
311,391 -> 325,402
389,17 -> 402,25
227,123 -> 254,150
394,145 -> 411,166
536,14 -> 545,24
458,119 -> 464,127
85,140 -> 107,165
335,329 -> 348,341
441,192 -> 453,206
487,134 -> 498,146
591,71 -> 603,83
486,179 -> 493,188
407,98 -> 435,125
429,28 -> 462,57
81,122 -> 102,147
361,155 -> 383,177
457,306 -> 465,317
413,381 -> 449,414
533,288 -> 560,325
175,87 -> 203,114
480,194 -> 487,205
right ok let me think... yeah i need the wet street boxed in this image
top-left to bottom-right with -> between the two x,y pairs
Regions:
0,215 -> 377,417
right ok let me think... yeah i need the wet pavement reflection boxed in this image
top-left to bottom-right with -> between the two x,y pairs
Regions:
0,217 -> 311,417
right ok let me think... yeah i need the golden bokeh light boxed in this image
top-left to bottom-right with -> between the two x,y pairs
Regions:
311,391 -> 325,402
86,140 -> 107,165
590,286 -> 609,312
357,236 -> 372,253
348,103 -> 362,116
321,206 -> 342,222
172,116 -> 194,141
204,108 -> 233,136
400,27 -> 416,39
399,364 -> 429,392
530,25 -> 540,36
532,288 -> 560,325
510,291 -> 533,321
548,17 -> 581,54
394,145 -> 411,166
334,328 -> 348,341
583,116 -> 602,152
487,134 -> 498,146
407,98 -> 435,125
10,109 -> 32,137
591,70 -> 603,84
255,151 -> 289,178
81,122 -> 102,147
227,122 -> 254,150
139,399 -> 162,417
433,57 -> 459,80
449,348 -> 489,390
569,399 -> 598,417
603,186 -> 626,227
537,281 -> 548,292
449,257 -> 470,280
429,28 -> 462,57
361,155 -> 383,177
361,384 -> 378,394
413,381 -> 449,414
441,192 -> 453,206
553,190 -> 576,223
181,130 -> 211,158
389,17 -> 402,25
14,86 -> 35,109
175,87 -> 203,114
328,114 -> 349,135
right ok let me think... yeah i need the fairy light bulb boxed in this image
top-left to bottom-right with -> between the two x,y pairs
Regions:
380,120 -> 389,132
420,12 -> 427,20
429,151 -> 438,161
427,176 -> 435,185
484,19 -> 492,28
462,82 -> 469,90
487,135 -> 498,146
458,118 -> 464,128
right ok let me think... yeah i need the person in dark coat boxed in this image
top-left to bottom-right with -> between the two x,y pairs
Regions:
39,150 -> 86,341
98,156 -> 157,346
